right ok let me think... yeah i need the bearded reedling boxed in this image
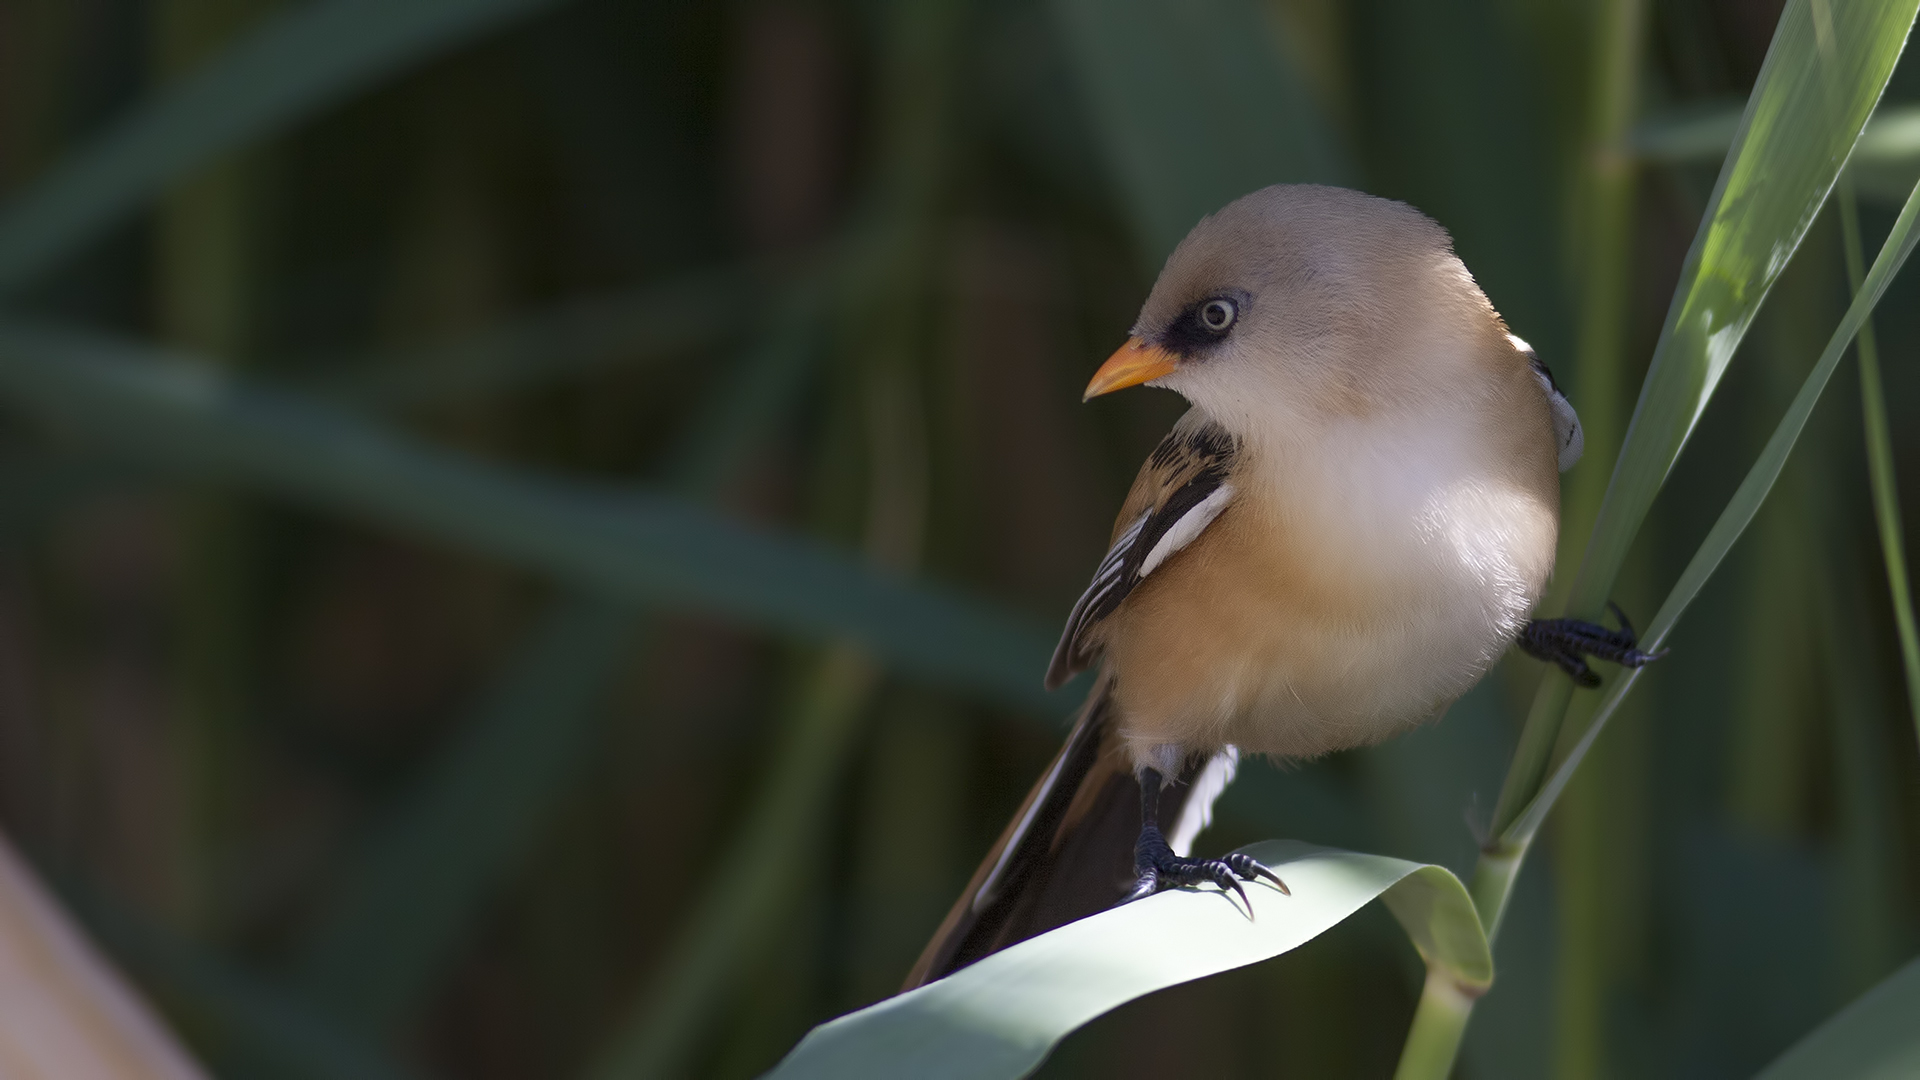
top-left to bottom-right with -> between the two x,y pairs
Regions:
907,185 -> 1659,987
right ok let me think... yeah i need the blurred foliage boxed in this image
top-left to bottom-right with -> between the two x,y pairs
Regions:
0,0 -> 1917,1078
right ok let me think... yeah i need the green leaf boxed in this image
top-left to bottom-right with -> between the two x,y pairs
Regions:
0,0 -> 573,293
1492,0 -> 1920,837
290,286 -> 823,1031
763,841 -> 1489,1080
1051,0 -> 1349,263
1839,181 -> 1920,746
1627,97 -> 1748,163
1755,956 -> 1920,1079
307,262 -> 762,409
1635,100 -> 1920,205
1854,103 -> 1920,202
1569,0 -> 1918,618
1636,98 -> 1920,164
0,320 -> 1058,713
1504,172 -> 1920,849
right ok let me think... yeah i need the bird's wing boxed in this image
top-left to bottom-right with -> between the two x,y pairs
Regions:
1510,334 -> 1583,472
1044,411 -> 1238,690
903,412 -> 1240,986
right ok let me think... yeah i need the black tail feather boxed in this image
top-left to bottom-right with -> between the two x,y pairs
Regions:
903,680 -> 1220,988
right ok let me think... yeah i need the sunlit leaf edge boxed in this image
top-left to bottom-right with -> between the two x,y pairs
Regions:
764,841 -> 1488,1080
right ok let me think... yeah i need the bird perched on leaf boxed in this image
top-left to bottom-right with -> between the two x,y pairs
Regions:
905,184 -> 1661,988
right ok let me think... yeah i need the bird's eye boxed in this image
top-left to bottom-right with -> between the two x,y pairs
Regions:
1198,298 -> 1237,333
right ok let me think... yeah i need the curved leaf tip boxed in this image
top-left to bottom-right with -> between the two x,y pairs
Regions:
765,841 -> 1489,1080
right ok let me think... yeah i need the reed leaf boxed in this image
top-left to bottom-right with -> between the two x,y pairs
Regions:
0,0 -> 576,294
1635,100 -> 1920,205
1633,100 -> 1920,167
290,287 -> 821,1031
1754,956 -> 1920,1079
1565,0 -> 1915,631
1504,172 -> 1920,849
1397,4 -> 1920,1076
1492,0 -> 1920,838
1839,182 -> 1920,742
306,262 -> 765,409
0,320 -> 1058,713
764,842 -> 1489,1080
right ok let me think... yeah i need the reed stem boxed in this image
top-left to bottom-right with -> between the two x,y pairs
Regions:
1840,181 -> 1920,747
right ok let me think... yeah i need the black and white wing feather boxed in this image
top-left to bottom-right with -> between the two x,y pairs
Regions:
1044,413 -> 1239,689
1511,333 -> 1583,472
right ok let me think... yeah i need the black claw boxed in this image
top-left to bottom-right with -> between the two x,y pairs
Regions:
1605,601 -> 1636,641
1129,831 -> 1273,910
1203,862 -> 1250,908
1223,852 -> 1290,895
1518,602 -> 1667,688
1561,654 -> 1600,688
1124,770 -> 1285,910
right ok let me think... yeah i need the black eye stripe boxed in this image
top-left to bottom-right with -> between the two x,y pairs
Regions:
1158,294 -> 1242,355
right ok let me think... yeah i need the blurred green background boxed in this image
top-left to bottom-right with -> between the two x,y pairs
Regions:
1,0 -> 1918,1077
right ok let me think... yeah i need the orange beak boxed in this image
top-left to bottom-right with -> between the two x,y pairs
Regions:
1083,337 -> 1179,400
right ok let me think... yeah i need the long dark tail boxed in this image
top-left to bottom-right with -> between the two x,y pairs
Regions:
903,676 -> 1234,988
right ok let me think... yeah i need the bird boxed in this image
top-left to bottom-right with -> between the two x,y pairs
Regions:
904,184 -> 1660,988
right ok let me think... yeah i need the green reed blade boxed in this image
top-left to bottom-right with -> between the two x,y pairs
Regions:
1754,956 -> 1920,1079
0,0 -> 572,294
1492,0 -> 1920,838
0,320 -> 1058,713
306,262 -> 766,410
1840,181 -> 1920,745
1504,172 -> 1920,850
289,287 -> 823,1032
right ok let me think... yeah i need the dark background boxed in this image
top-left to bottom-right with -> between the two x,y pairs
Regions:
1,0 -> 1918,1076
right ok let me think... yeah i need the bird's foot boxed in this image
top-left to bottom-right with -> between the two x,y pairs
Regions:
1518,602 -> 1668,688
1122,826 -> 1287,906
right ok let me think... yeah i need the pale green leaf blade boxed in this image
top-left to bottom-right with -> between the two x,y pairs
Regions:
1569,0 -> 1918,615
1051,0 -> 1349,262
764,841 -> 1489,1080
0,0 -> 572,293
1755,956 -> 1920,1079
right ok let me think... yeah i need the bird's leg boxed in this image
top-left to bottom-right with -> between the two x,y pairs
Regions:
1122,768 -> 1287,906
1518,601 -> 1668,688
